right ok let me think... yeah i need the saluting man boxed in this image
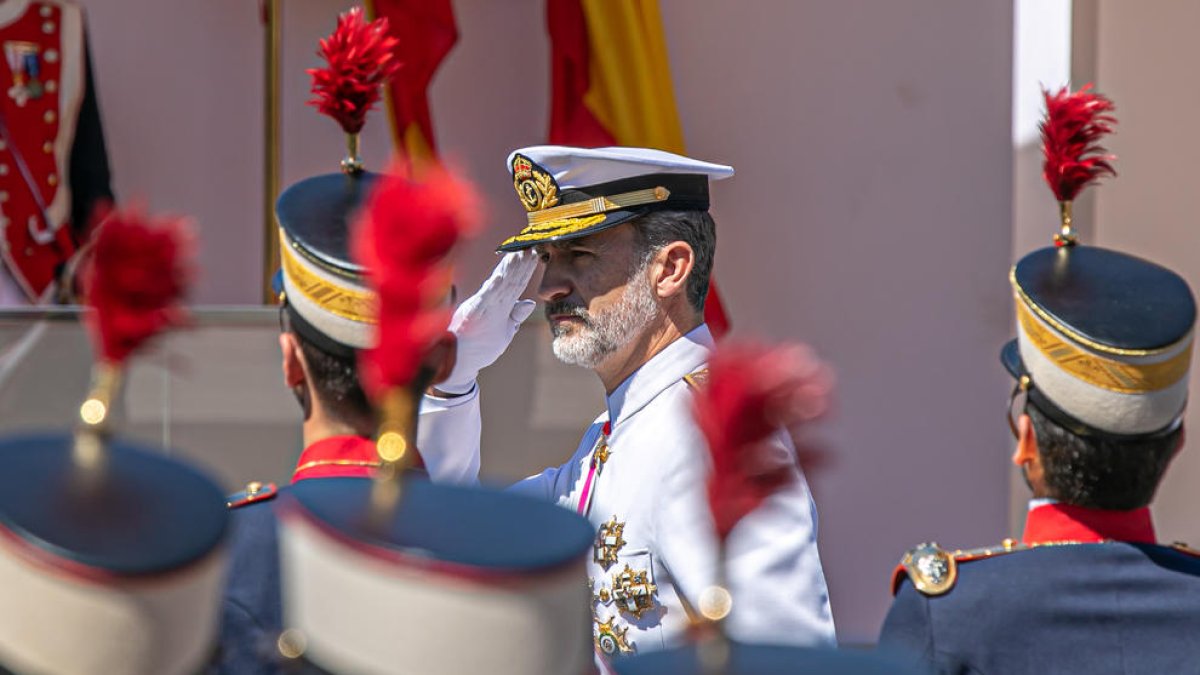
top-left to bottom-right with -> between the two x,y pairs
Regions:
0,0 -> 113,304
499,146 -> 836,657
879,87 -> 1200,674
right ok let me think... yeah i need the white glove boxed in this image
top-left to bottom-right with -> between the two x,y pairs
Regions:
438,250 -> 539,394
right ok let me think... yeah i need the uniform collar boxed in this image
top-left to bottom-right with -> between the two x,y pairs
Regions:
292,435 -> 381,483
605,323 -> 713,429
1022,502 -> 1156,545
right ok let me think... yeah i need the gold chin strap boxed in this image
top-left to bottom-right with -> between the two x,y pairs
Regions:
525,186 -> 671,227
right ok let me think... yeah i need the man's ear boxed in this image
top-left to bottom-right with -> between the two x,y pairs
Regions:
279,332 -> 307,388
426,331 -> 458,385
1013,413 -> 1039,468
651,241 -> 695,301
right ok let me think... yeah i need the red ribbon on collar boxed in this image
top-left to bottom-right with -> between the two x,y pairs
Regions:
1022,503 -> 1156,545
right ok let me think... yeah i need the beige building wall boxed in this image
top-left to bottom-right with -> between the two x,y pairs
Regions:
77,0 -> 1015,643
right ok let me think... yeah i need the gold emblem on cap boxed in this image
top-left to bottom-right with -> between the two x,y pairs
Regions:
511,154 -> 560,212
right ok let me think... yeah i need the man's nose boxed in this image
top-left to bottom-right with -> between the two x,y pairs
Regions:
537,263 -> 571,303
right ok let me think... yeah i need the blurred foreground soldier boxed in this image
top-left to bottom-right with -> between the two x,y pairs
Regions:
611,342 -> 923,675
0,0 -> 114,304
0,210 -> 228,674
879,86 -> 1200,675
269,159 -> 595,675
498,146 -> 835,656
219,10 -> 537,673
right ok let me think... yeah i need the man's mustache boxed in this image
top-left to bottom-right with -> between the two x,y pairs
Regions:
545,300 -> 590,322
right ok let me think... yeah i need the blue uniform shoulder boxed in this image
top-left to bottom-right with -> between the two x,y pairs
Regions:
891,539 -> 1026,596
227,481 -> 279,509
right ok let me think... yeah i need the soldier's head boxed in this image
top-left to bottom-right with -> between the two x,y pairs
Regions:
272,172 -> 381,435
1012,401 -> 1182,510
1003,246 -> 1196,510
499,147 -> 730,376
278,309 -> 374,432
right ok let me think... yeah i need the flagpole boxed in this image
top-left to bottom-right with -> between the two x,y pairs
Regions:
262,0 -> 282,303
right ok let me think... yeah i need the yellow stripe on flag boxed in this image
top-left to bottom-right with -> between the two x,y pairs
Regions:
579,0 -> 686,153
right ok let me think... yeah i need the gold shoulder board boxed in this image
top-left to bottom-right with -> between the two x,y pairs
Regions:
683,368 -> 710,391
1172,542 -> 1200,558
226,481 -> 278,509
891,538 -> 1028,596
898,542 -> 957,596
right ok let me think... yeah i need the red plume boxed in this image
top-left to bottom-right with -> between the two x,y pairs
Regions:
80,208 -> 193,365
308,7 -> 401,135
352,162 -> 480,395
1041,84 -> 1117,202
694,342 -> 834,543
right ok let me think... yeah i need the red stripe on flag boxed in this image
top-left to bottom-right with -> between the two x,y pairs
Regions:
704,278 -> 731,338
546,0 -> 616,147
370,0 -> 458,157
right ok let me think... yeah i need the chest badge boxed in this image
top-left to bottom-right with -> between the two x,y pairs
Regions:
594,516 -> 626,570
594,616 -> 634,656
612,564 -> 657,619
5,42 -> 43,106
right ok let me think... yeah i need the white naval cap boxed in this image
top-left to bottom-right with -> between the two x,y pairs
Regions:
498,145 -> 734,252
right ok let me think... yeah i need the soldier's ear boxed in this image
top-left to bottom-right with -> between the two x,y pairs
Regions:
1012,414 -> 1039,468
651,241 -> 694,302
279,332 -> 306,388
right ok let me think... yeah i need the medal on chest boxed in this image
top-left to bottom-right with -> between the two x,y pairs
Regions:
5,41 -> 42,107
593,515 -> 626,569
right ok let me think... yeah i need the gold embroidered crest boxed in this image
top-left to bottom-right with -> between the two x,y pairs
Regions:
511,153 -> 560,212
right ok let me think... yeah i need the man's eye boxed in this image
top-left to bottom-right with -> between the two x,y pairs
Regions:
570,250 -> 592,260
537,251 -> 551,264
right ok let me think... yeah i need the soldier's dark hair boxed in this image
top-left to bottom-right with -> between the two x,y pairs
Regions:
630,209 -> 715,314
281,310 -> 374,426
1028,404 -> 1181,510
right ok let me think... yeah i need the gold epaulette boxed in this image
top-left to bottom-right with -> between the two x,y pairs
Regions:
226,481 -> 278,509
1171,541 -> 1200,558
891,539 -> 1027,597
683,368 -> 710,391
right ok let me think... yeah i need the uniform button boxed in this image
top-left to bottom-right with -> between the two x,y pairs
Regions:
0,165 -> 9,176
42,21 -> 55,34
39,5 -> 52,17
43,110 -> 55,124
42,142 -> 52,154
0,140 -> 7,151
47,174 -> 57,186
0,192 -> 8,202
44,49 -> 57,64
23,247 -> 31,257
44,80 -> 56,93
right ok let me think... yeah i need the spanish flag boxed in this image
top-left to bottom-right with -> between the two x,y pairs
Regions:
546,0 -> 731,336
367,0 -> 458,164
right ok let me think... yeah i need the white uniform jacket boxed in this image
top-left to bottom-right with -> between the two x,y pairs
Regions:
418,386 -> 482,485
512,325 -> 836,655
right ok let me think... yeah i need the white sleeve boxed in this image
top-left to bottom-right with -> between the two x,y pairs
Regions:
653,429 -> 837,647
416,385 -> 481,486
508,419 -> 604,505
509,465 -> 565,502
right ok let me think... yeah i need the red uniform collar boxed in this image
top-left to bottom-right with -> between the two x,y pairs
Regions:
1022,502 -> 1156,545
291,435 -> 427,482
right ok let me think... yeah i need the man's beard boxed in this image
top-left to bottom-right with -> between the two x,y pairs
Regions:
545,266 -> 659,369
